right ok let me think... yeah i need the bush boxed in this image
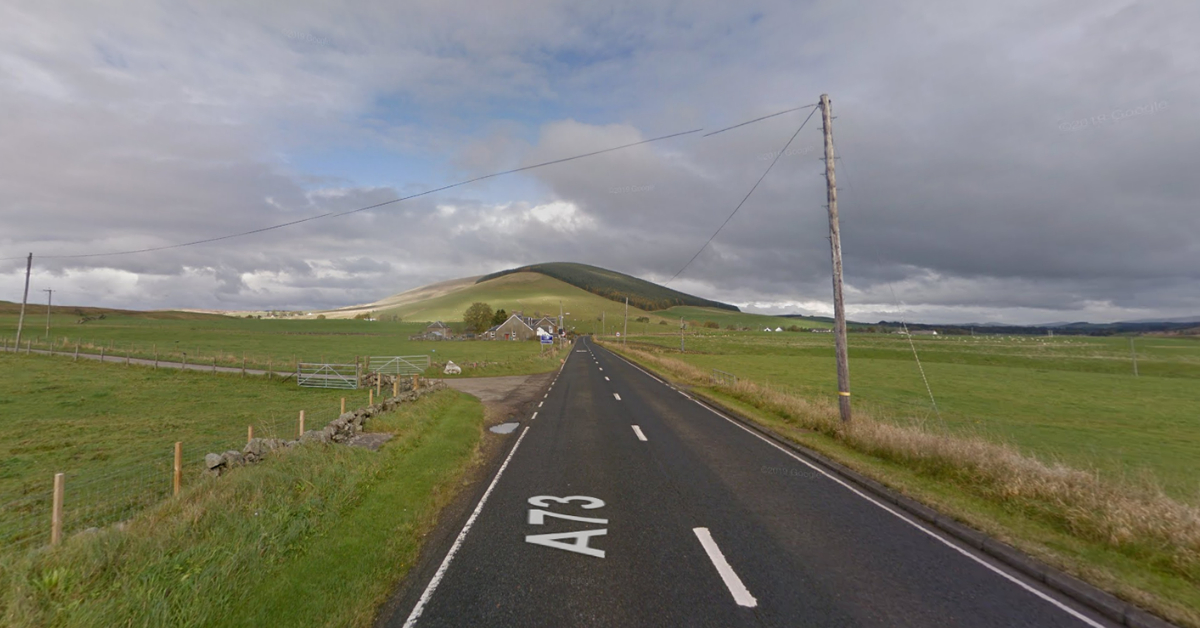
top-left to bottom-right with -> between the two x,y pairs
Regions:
704,321 -> 720,329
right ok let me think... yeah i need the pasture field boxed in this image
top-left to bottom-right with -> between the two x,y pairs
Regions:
0,306 -> 563,377
652,305 -> 832,330
0,351 -> 360,552
0,350 -> 485,626
625,330 -> 1200,500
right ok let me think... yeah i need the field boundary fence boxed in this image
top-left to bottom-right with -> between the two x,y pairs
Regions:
297,363 -> 359,389
1,395 -> 362,554
367,355 -> 430,375
712,369 -> 738,387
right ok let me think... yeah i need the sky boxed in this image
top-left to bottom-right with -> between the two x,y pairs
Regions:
1,0 -> 1197,325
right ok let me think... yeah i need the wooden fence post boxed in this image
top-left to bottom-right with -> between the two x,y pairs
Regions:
369,389 -> 374,406
154,346 -> 158,368
248,425 -> 254,443
212,357 -> 217,373
298,410 -> 305,437
173,442 -> 182,496
51,473 -> 64,546
341,397 -> 346,414
241,354 -> 246,377
126,349 -> 130,366
267,357 -> 272,380
100,346 -> 105,361
413,374 -> 419,390
393,379 -> 398,397
74,342 -> 79,362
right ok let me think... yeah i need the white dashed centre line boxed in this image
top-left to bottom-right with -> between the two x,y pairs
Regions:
531,411 -> 538,420
605,376 -> 610,381
631,425 -> 647,441
613,393 -> 621,401
693,528 -> 757,608
538,401 -> 543,408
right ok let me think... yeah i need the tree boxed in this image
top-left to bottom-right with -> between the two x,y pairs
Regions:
464,302 -> 494,332
491,309 -> 508,326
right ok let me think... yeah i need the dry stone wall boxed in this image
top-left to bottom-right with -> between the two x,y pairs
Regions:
204,381 -> 446,476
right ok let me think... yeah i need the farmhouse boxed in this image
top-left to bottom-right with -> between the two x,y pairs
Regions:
493,313 -> 537,341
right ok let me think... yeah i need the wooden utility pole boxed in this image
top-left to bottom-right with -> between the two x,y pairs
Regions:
680,317 -> 685,352
43,289 -> 53,339
15,253 -> 32,348
821,94 -> 852,423
623,297 -> 628,346
602,311 -> 606,336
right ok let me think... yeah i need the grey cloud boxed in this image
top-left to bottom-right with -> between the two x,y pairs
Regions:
1,0 -> 1197,324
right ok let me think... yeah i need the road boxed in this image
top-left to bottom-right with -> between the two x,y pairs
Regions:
384,336 -> 1116,627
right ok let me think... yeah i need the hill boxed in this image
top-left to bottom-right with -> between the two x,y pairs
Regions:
340,272 -> 677,333
476,262 -> 739,313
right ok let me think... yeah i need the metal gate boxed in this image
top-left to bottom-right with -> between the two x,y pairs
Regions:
297,363 -> 360,389
367,355 -> 431,376
711,369 -> 738,387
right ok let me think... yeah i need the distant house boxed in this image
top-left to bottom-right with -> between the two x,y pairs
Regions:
533,317 -> 560,335
774,327 -> 783,332
493,314 -> 536,341
911,329 -> 939,336
425,321 -> 452,338
412,321 -> 453,341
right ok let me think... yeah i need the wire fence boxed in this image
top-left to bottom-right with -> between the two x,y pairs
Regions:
0,394 -> 359,556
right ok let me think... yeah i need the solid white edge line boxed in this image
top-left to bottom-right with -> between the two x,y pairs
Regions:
402,425 -> 532,627
601,346 -> 1105,628
613,393 -> 621,401
631,425 -> 647,441
693,527 -> 757,607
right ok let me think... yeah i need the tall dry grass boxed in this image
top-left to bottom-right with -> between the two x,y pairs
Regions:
603,341 -> 1200,583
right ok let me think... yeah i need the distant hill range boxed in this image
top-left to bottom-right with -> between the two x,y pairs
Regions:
476,262 -> 739,313
872,319 -> 1200,336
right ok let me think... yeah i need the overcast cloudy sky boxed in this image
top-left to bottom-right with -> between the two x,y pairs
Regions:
1,0 -> 1196,324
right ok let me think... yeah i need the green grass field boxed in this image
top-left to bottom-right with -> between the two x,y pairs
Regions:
652,305 -> 832,330
0,352 -> 486,627
0,302 -> 563,377
0,352 -> 367,551
624,330 -> 1200,501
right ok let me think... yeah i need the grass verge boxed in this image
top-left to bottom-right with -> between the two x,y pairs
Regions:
600,340 -> 1200,628
0,390 -> 485,627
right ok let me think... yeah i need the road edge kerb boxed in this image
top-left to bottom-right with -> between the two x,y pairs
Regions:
600,342 -> 1180,628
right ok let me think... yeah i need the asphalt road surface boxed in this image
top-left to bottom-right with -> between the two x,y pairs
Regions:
385,336 -> 1116,628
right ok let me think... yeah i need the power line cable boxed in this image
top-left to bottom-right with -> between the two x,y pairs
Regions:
666,106 -> 819,284
3,104 -> 811,262
702,104 -> 817,137
10,129 -> 703,261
